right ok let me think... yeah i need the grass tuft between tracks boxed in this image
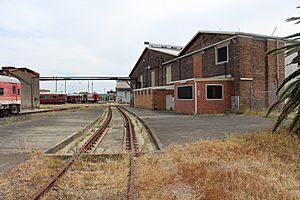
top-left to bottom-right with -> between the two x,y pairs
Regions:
136,130 -> 300,200
43,155 -> 129,200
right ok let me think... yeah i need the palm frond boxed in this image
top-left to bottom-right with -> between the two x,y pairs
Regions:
273,98 -> 299,132
286,17 -> 300,24
277,69 -> 300,93
284,32 -> 300,40
289,107 -> 300,134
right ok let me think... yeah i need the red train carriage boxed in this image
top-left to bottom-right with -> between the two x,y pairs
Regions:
40,92 -> 67,104
0,75 -> 21,116
87,93 -> 99,103
67,94 -> 81,103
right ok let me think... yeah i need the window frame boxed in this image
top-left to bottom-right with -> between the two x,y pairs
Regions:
177,85 -> 193,100
0,88 -> 4,96
206,84 -> 224,100
151,70 -> 155,87
166,65 -> 172,84
215,44 -> 229,65
12,85 -> 16,94
139,75 -> 143,88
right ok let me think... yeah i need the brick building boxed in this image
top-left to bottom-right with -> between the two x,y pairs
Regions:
129,31 -> 285,114
129,46 -> 181,110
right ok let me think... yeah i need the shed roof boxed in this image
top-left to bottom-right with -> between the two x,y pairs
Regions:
116,81 -> 131,89
2,66 -> 40,76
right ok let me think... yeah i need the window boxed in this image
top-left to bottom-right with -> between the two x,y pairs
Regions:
206,85 -> 223,100
166,65 -> 172,84
12,86 -> 16,94
151,70 -> 155,87
18,89 -> 20,95
140,75 -> 143,88
177,86 -> 193,100
216,45 -> 228,64
0,88 -> 4,95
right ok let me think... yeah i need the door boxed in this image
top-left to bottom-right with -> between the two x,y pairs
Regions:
165,94 -> 174,111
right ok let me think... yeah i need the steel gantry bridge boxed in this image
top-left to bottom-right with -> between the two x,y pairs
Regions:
39,76 -> 131,81
39,76 -> 135,92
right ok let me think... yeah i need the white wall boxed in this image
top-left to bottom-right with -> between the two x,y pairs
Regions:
116,89 -> 131,103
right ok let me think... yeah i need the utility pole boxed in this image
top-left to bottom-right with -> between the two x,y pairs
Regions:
88,81 -> 89,93
64,80 -> 67,93
55,76 -> 57,92
91,81 -> 94,93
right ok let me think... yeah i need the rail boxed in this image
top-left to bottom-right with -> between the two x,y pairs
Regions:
30,106 -> 112,200
117,106 -> 138,200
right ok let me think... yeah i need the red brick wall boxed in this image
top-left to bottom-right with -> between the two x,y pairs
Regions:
134,89 -> 174,111
153,90 -> 173,110
234,37 -> 285,111
174,82 -> 195,114
174,80 -> 232,115
133,90 -> 153,110
192,53 -> 202,78
197,81 -> 232,114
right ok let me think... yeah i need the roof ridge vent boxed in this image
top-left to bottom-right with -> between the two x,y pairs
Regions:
144,42 -> 183,50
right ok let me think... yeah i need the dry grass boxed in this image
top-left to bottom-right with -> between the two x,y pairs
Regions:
0,152 -> 64,200
1,130 -> 299,200
136,131 -> 300,200
43,155 -> 130,200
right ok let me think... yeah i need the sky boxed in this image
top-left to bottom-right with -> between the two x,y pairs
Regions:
0,0 -> 299,93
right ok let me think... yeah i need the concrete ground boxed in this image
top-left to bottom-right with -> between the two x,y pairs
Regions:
0,107 -> 104,175
125,107 -> 274,149
95,107 -> 125,154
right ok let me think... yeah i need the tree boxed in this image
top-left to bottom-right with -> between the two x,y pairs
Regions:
266,7 -> 300,135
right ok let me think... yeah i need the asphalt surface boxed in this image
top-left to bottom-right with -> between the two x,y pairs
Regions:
0,107 -> 104,175
125,107 -> 274,149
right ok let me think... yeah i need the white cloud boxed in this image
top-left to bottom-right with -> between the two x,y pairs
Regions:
0,0 -> 299,92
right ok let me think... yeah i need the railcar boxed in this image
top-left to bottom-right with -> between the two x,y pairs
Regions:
0,75 -> 21,116
67,94 -> 81,103
40,92 -> 67,104
87,93 -> 99,103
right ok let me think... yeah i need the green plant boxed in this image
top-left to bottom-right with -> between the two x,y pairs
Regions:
267,6 -> 300,135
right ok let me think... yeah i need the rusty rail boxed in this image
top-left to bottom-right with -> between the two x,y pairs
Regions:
116,106 -> 137,200
31,106 -> 112,200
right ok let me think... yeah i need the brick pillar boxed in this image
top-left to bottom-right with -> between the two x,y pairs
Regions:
192,52 -> 202,78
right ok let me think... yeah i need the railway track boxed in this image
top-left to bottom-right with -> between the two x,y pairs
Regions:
30,106 -> 141,200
